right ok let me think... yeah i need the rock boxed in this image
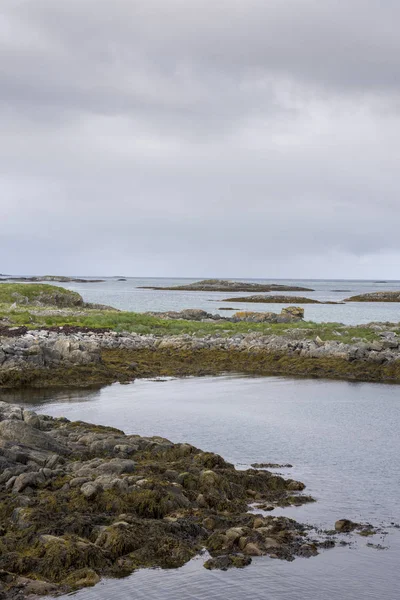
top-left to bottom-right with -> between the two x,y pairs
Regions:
13,471 -> 45,493
16,577 -> 58,595
0,402 -> 333,598
203,554 -> 252,570
335,519 -> 358,532
0,420 -> 69,455
96,459 -> 135,475
286,480 -> 306,491
298,544 -> 318,557
81,482 -> 102,499
252,463 -> 293,469
243,542 -> 263,556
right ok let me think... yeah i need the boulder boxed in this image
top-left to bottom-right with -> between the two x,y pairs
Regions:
335,519 -> 358,532
0,420 -> 69,455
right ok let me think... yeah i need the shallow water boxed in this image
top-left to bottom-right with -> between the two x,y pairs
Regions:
49,277 -> 400,324
6,375 -> 400,600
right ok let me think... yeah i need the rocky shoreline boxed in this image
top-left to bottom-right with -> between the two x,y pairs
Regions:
0,401 -> 348,598
1,323 -> 400,388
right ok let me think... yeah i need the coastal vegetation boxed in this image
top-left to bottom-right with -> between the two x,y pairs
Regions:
0,302 -> 389,344
0,283 -> 83,307
1,283 -> 400,388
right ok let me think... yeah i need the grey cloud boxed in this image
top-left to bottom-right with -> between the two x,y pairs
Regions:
0,0 -> 400,278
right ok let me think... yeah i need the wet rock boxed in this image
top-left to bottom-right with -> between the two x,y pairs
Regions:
243,542 -> 263,556
335,519 -> 359,532
297,543 -> 318,557
0,404 -> 331,599
15,577 -> 58,595
204,554 -> 252,570
251,463 -> 293,469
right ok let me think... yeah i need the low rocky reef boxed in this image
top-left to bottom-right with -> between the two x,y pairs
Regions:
1,324 -> 400,387
221,295 -> 342,304
145,307 -> 304,323
1,276 -> 105,283
0,401 -> 329,598
345,291 -> 400,302
139,279 -> 314,292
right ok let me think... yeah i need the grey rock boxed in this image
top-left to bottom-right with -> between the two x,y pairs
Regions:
81,481 -> 102,499
0,420 -> 69,455
13,471 -> 45,493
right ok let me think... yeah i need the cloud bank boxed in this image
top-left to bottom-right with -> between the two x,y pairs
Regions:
1,0 -> 399,278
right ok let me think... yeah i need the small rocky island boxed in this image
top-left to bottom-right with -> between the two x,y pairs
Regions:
1,276 -> 105,283
139,279 -> 314,292
345,291 -> 400,302
0,401 -> 330,598
220,295 -> 342,304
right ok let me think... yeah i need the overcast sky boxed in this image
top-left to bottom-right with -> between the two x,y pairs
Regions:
1,0 -> 400,279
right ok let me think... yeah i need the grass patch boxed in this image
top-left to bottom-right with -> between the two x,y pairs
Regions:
0,303 -> 394,343
0,283 -> 82,306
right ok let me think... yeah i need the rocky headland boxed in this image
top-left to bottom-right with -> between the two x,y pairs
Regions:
139,279 -> 314,292
0,401 -> 339,598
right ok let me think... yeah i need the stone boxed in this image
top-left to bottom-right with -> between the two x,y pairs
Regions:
335,519 -> 358,532
298,544 -> 318,557
16,577 -> 58,595
243,542 -> 263,556
0,420 -> 69,455
95,458 -> 135,475
81,482 -> 102,499
203,554 -> 252,570
13,471 -> 45,493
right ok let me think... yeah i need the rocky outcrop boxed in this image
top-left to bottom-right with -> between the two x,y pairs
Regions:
0,402 -> 325,598
345,291 -> 400,302
139,279 -> 314,292
231,307 -> 304,322
221,295 -> 342,304
144,307 -> 304,323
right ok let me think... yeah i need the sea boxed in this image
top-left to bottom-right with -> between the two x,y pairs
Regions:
1,277 -> 400,599
47,277 -> 400,325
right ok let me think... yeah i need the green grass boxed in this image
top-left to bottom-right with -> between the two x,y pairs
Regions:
0,283 -> 82,304
0,302 -> 396,343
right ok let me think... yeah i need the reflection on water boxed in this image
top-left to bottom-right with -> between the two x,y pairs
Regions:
1,386 -> 102,406
3,375 -> 400,600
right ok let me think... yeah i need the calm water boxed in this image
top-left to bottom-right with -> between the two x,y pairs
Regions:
45,277 -> 400,325
5,375 -> 400,600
